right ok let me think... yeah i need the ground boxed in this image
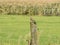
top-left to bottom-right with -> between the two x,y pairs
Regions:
0,15 -> 60,45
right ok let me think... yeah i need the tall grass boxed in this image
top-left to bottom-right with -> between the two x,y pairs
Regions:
0,2 -> 60,16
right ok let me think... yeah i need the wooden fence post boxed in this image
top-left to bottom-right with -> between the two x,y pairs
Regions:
30,17 -> 37,45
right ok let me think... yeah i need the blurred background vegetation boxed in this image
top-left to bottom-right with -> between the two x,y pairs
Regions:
0,2 -> 60,16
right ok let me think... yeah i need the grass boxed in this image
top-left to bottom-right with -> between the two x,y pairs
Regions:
0,15 -> 30,45
33,16 -> 60,45
0,15 -> 60,45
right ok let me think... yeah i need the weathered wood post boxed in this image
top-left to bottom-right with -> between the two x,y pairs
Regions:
30,17 -> 37,45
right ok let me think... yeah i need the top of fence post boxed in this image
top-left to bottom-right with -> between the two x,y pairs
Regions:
30,16 -> 36,25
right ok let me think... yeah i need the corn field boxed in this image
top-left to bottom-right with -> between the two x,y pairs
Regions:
0,2 -> 60,16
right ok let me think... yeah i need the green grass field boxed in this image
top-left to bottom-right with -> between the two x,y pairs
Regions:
0,15 -> 60,45
33,16 -> 60,45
